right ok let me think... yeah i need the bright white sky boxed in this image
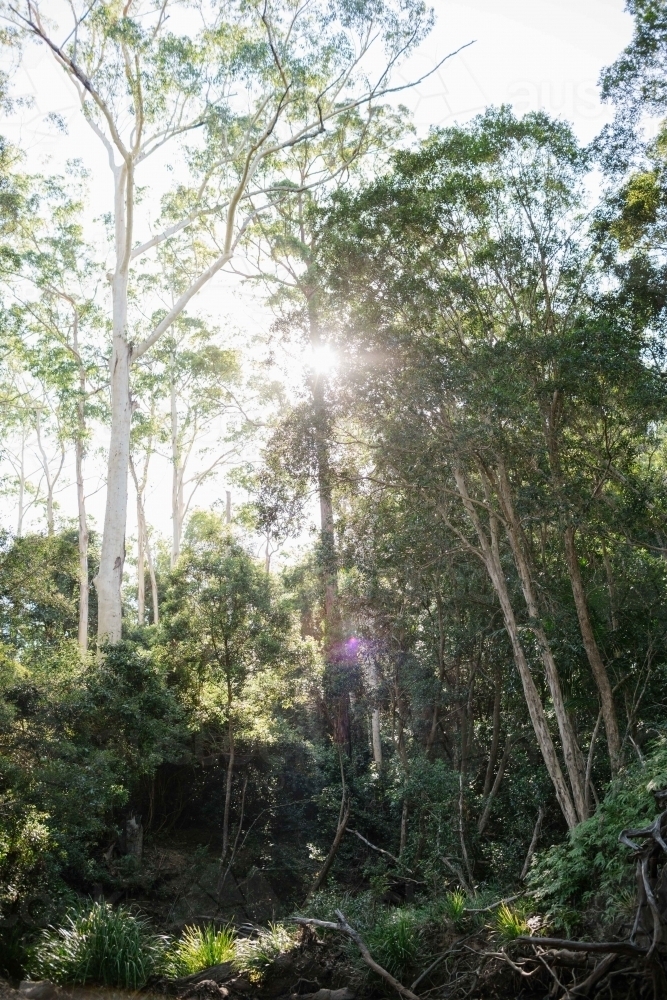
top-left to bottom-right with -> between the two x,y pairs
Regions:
1,0 -> 634,566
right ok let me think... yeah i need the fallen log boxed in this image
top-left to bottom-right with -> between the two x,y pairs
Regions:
292,910 -> 419,1000
513,936 -> 647,957
150,962 -> 235,994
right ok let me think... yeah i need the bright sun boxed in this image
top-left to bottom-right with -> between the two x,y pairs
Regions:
308,344 -> 338,375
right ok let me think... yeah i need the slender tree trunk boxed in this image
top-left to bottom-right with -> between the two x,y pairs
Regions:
222,672 -> 235,861
96,165 -> 132,645
520,805 -> 544,880
137,491 -> 146,625
563,525 -> 621,774
483,667 -> 502,798
400,799 -> 408,856
170,379 -> 184,567
129,456 -> 145,625
601,540 -> 619,633
75,401 -> 89,654
371,709 -> 382,766
493,458 -> 587,822
452,464 -> 579,829
458,769 -> 474,888
478,734 -> 512,835
367,656 -> 383,766
585,709 -> 603,814
225,490 -> 231,524
73,308 -> 89,654
426,596 -> 447,759
307,798 -> 350,898
146,536 -> 159,625
35,410 -> 57,536
17,424 -> 26,537
130,453 -> 158,626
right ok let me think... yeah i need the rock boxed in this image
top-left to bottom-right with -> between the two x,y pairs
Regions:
169,867 -> 247,927
287,991 -> 354,1000
19,983 -> 58,1000
226,979 -> 252,993
124,814 -> 143,858
312,991 -> 354,1000
0,981 -> 23,1000
237,871 -> 281,922
156,962 -> 236,996
181,982 -> 229,1000
271,955 -> 294,971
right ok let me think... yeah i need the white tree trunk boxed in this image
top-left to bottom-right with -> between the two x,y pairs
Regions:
75,421 -> 89,654
137,491 -> 145,625
366,656 -> 383,766
73,314 -> 89,655
130,454 -> 155,626
147,538 -> 159,625
16,423 -> 26,536
35,409 -> 58,536
171,380 -> 184,567
96,167 -> 132,644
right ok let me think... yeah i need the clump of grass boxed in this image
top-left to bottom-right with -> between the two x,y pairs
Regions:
442,890 -> 467,927
29,901 -> 164,988
164,924 -> 236,976
371,909 -> 418,979
235,923 -> 296,976
495,903 -> 529,941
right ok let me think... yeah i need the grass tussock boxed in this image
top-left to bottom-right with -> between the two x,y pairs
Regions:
495,903 -> 529,940
442,890 -> 467,927
370,909 -> 419,980
234,923 -> 296,976
29,901 -> 165,989
164,923 -> 236,977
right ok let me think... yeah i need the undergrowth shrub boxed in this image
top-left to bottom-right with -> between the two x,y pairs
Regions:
165,924 -> 236,976
29,901 -> 165,988
235,924 -> 297,976
495,904 -> 529,940
442,890 -> 466,928
369,909 -> 419,979
528,736 -> 667,934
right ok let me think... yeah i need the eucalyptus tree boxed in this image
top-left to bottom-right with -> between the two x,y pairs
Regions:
320,109 -> 666,827
0,139 -> 44,535
247,106 -> 409,746
4,0 -> 435,645
0,373 -> 44,536
0,335 -> 68,541
157,323 -> 242,567
2,172 -> 106,653
129,385 -> 161,626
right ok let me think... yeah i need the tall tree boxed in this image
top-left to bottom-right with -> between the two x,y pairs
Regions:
249,106 -> 407,746
5,0 -> 434,644
319,109 -> 666,825
2,171 -> 105,653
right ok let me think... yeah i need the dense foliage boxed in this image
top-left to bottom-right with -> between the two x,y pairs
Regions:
4,1 -> 667,996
